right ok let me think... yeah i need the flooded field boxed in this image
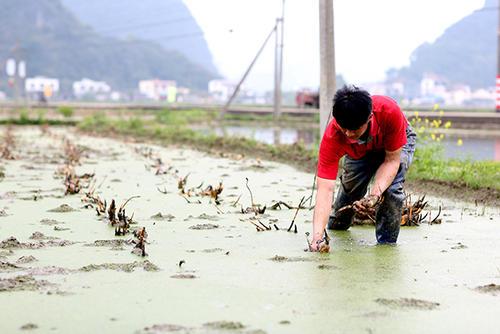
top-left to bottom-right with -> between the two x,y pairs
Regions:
0,126 -> 499,334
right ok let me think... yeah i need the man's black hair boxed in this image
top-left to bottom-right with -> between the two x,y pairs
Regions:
331,85 -> 372,130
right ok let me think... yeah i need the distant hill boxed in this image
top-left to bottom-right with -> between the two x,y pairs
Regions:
61,0 -> 218,74
0,0 -> 217,94
386,0 -> 497,95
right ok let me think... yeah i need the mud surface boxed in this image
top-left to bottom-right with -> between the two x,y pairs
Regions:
0,126 -> 499,334
189,223 -> 219,230
0,275 -> 53,292
375,297 -> 440,310
141,321 -> 265,334
79,260 -> 159,273
20,323 -> 38,330
475,283 -> 500,295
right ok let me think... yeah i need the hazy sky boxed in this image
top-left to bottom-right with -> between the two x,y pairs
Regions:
183,0 -> 485,92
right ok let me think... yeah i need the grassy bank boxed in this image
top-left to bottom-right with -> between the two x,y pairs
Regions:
0,107 -> 77,126
409,144 -> 499,190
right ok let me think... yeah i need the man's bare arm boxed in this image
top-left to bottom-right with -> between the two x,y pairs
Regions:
310,177 -> 335,250
370,148 -> 402,197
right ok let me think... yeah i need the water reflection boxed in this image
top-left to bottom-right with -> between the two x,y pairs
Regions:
199,125 -> 500,162
441,136 -> 500,161
212,125 -> 318,147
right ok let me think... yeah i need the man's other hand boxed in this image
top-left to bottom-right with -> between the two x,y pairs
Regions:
353,194 -> 380,217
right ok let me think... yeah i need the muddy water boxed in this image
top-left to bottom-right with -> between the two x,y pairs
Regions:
0,126 -> 499,334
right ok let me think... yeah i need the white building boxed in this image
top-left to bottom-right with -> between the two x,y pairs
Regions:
175,87 -> 191,103
420,73 -> 447,97
73,78 -> 111,97
444,85 -> 471,106
466,87 -> 496,107
25,76 -> 59,95
208,79 -> 237,102
138,79 -> 177,102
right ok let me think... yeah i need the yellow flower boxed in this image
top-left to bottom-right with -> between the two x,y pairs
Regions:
414,111 -> 419,118
424,118 -> 429,124
457,138 -> 463,146
419,126 -> 425,133
431,133 -> 436,141
444,121 -> 451,129
439,133 -> 444,139
433,104 -> 439,110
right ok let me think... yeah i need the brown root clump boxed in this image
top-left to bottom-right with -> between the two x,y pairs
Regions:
240,178 -> 266,215
63,139 -> 82,165
1,126 -> 16,160
81,183 -> 107,214
178,173 -> 190,193
401,195 -> 442,226
64,167 -> 81,195
333,193 -> 442,227
200,181 -> 224,204
57,140 -> 94,195
132,227 -> 148,257
177,174 -> 225,206
151,157 -> 174,175
105,197 -> 138,236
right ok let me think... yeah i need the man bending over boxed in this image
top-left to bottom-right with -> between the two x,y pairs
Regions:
310,85 -> 416,251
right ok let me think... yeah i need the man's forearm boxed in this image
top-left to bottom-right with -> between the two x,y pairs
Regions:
312,186 -> 334,239
371,159 -> 399,197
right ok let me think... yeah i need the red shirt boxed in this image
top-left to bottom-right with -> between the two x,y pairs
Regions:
317,95 -> 408,180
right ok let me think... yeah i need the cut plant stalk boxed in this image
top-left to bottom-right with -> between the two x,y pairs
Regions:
287,196 -> 305,232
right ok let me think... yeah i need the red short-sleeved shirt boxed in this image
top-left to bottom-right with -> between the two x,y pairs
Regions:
317,95 -> 408,180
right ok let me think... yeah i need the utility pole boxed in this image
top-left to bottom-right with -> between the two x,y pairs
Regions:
319,0 -> 336,136
496,0 -> 500,112
274,0 -> 285,121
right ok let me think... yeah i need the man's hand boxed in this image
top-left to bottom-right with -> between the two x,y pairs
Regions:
308,232 -> 330,253
353,194 -> 380,218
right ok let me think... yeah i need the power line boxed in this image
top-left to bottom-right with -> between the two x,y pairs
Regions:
76,31 -> 205,47
94,16 -> 193,35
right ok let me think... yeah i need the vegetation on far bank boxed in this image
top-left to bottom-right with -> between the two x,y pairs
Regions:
0,108 -> 76,126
